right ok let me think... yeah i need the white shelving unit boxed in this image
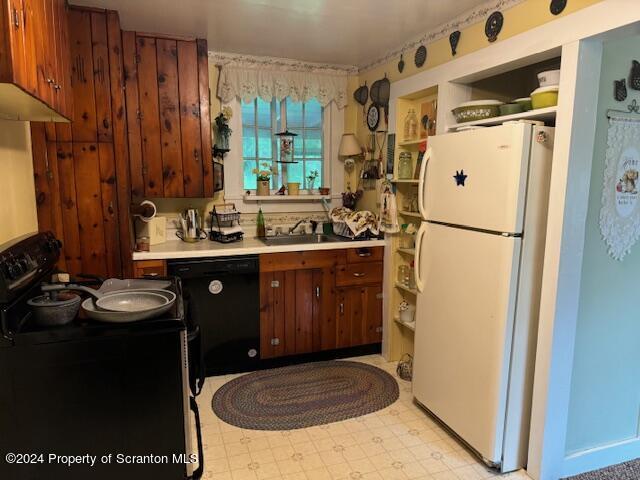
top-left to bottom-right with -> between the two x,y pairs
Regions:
397,248 -> 416,256
395,282 -> 417,296
399,210 -> 421,218
398,138 -> 426,147
391,179 -> 419,184
447,106 -> 557,131
394,316 -> 416,332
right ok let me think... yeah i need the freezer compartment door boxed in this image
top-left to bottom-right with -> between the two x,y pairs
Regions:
413,223 -> 521,465
424,123 -> 532,233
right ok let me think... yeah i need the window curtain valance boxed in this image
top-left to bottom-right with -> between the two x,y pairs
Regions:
214,53 -> 352,109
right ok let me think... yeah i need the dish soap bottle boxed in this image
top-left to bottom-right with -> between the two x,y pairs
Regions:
256,208 -> 266,237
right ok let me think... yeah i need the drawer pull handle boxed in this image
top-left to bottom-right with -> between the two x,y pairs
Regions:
357,251 -> 372,257
316,286 -> 320,298
12,8 -> 20,28
353,273 -> 366,278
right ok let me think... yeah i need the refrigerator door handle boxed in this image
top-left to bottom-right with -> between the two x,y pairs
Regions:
418,147 -> 432,219
414,222 -> 427,293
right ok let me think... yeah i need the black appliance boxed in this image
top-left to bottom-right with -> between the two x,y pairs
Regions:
168,256 -> 260,375
0,233 -> 203,480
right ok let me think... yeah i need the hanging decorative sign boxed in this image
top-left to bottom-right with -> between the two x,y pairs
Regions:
630,60 -> 640,90
600,110 -> 640,260
550,0 -> 567,15
449,31 -> 461,56
485,11 -> 504,43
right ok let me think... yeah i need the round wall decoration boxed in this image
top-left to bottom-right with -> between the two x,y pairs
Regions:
449,31 -> 461,56
415,45 -> 427,68
485,11 -> 504,43
398,54 -> 405,73
367,104 -> 380,132
550,0 -> 567,15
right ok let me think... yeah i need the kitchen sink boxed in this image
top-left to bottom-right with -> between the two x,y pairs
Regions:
259,234 -> 344,246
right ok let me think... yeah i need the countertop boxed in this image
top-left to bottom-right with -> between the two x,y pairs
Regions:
132,237 -> 387,260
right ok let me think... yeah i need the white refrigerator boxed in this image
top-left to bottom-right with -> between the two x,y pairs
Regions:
412,122 -> 554,472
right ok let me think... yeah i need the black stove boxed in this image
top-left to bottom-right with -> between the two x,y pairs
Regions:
0,233 -> 203,480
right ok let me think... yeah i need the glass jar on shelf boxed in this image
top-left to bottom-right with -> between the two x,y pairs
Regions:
399,223 -> 416,249
403,108 -> 419,141
398,151 -> 413,179
407,261 -> 417,290
397,265 -> 409,286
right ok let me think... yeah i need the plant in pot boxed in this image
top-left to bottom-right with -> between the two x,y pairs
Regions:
341,188 -> 363,209
306,169 -> 319,194
252,162 -> 277,196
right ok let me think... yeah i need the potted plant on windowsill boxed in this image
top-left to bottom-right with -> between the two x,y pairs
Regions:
306,170 -> 319,194
253,162 -> 277,196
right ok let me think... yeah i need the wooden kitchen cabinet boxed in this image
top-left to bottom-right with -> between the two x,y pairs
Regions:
0,0 -> 72,121
259,267 -> 336,359
133,260 -> 167,278
259,248 -> 383,359
336,285 -> 383,348
122,32 -> 213,198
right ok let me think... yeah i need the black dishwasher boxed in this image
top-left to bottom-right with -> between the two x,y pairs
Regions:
168,256 -> 260,375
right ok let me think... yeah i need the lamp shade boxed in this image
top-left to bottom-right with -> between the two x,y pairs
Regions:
338,134 -> 362,157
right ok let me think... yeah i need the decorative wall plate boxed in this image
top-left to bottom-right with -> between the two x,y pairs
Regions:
415,45 -> 427,68
449,31 -> 461,56
485,11 -> 504,43
550,0 -> 567,15
367,104 -> 380,132
398,54 -> 405,73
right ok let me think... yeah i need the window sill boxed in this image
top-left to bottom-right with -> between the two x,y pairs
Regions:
243,194 -> 331,202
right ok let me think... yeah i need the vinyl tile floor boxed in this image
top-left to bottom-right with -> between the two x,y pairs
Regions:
194,354 -> 532,480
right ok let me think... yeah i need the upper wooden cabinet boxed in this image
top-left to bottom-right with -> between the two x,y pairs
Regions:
122,32 -> 213,198
0,0 -> 72,121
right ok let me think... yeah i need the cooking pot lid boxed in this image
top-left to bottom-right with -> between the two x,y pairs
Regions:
28,292 -> 81,308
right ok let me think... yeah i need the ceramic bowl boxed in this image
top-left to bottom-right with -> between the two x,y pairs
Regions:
537,69 -> 560,87
452,100 -> 503,123
531,86 -> 559,109
514,97 -> 533,111
499,103 -> 524,116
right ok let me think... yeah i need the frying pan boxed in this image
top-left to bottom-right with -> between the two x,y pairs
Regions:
81,289 -> 176,323
41,284 -> 172,313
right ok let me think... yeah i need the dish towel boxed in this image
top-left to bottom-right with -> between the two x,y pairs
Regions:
379,189 -> 399,233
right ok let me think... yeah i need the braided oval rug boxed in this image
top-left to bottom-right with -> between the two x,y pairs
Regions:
212,360 -> 399,430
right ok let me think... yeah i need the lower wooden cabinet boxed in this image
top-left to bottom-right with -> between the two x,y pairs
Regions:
259,248 -> 383,359
260,267 -> 335,359
133,259 -> 167,278
336,285 -> 383,348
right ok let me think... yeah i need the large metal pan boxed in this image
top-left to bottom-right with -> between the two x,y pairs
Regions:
81,289 -> 176,323
41,284 -> 175,315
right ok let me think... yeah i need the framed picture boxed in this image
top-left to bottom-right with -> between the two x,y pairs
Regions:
213,161 -> 224,192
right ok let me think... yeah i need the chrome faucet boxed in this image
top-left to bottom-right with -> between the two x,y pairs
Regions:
288,219 -> 318,235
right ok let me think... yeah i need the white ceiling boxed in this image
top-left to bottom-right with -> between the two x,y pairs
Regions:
70,0 -> 488,67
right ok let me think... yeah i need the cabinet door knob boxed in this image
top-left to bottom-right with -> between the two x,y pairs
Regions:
12,8 -> 20,28
339,303 -> 344,314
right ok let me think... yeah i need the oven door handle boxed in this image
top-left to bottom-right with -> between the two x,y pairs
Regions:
187,323 -> 205,397
188,396 -> 204,480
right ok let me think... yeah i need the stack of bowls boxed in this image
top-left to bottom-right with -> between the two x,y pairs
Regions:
531,69 -> 560,109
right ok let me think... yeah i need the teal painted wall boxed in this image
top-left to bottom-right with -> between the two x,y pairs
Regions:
565,35 -> 640,455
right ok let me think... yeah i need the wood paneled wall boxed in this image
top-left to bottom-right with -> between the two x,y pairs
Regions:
122,32 -> 212,198
31,7 -> 133,278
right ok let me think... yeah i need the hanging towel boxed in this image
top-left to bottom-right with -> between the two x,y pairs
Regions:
379,188 -> 399,233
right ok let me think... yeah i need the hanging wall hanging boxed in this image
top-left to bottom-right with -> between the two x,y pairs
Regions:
630,60 -> 640,90
415,45 -> 427,68
485,11 -> 504,43
354,82 -> 369,126
449,31 -> 461,56
600,101 -> 640,261
398,54 -> 405,73
614,79 -> 627,102
550,0 -> 567,15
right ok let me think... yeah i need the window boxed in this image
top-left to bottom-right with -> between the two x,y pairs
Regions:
242,98 -> 323,190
